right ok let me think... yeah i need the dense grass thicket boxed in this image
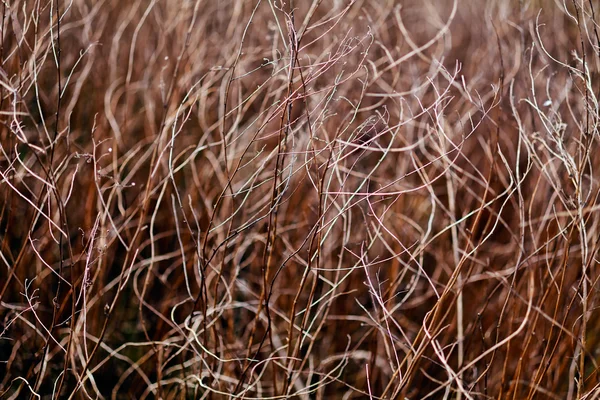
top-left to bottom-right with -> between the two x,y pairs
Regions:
2,0 -> 600,398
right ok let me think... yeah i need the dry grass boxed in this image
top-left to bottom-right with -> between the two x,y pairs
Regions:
1,0 -> 600,398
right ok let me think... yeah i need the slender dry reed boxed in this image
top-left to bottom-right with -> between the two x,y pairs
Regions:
1,0 -> 600,399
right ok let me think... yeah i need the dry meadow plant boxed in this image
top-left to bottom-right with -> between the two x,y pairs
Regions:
2,0 -> 600,398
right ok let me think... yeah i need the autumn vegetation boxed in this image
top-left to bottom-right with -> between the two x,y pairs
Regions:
2,0 -> 600,399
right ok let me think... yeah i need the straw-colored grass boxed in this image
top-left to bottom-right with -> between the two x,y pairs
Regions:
2,0 -> 600,398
